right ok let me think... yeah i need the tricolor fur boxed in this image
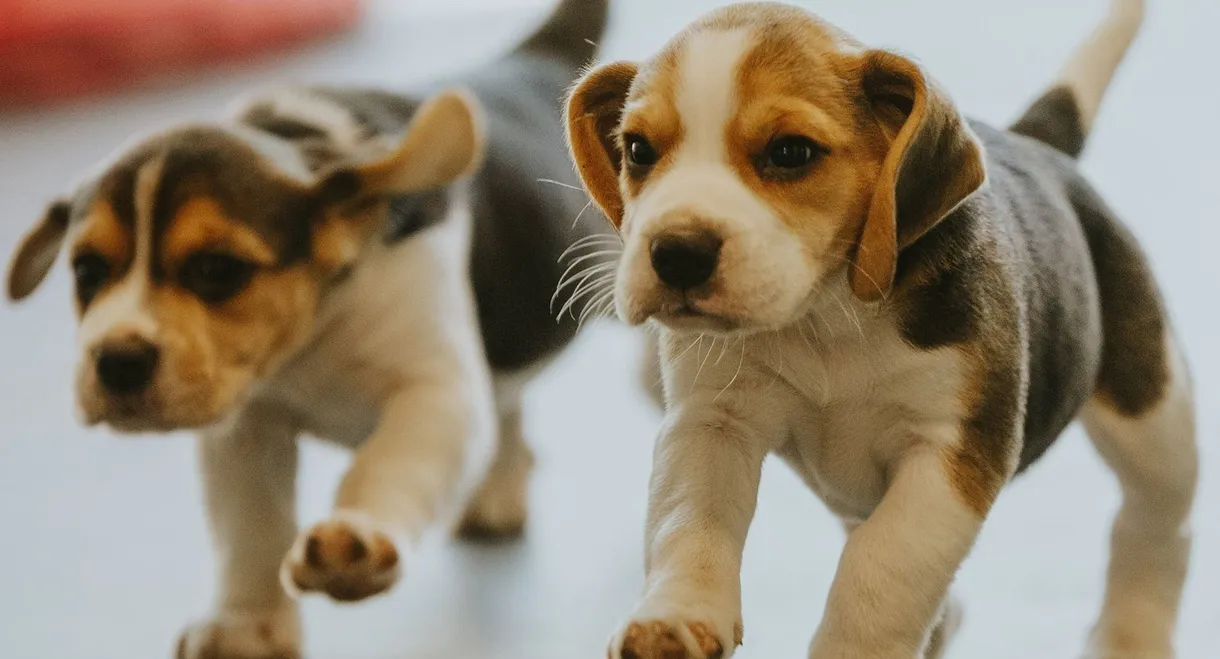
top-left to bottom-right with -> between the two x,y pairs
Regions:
5,1 -> 612,658
565,1 -> 1196,658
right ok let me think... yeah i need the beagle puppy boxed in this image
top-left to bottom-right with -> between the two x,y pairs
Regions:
565,1 -> 1197,658
5,0 -> 610,657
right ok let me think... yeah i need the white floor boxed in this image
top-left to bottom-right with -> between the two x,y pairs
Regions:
1,1 -> 1217,658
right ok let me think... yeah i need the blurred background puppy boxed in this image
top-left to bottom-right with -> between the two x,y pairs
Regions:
4,0 -> 613,657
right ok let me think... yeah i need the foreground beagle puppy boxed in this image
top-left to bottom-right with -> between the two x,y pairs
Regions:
5,0 -> 610,657
566,1 -> 1196,657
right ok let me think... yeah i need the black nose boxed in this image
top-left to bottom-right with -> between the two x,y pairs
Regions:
95,340 -> 159,395
650,231 -> 722,290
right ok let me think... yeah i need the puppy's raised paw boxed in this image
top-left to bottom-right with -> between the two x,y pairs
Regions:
609,619 -> 739,659
176,608 -> 299,659
281,513 -> 402,602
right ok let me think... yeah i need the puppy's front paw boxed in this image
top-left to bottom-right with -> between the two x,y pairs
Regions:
608,615 -> 741,659
176,609 -> 299,659
1084,633 -> 1173,659
281,513 -> 401,602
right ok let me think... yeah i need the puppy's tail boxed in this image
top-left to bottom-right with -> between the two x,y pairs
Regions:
513,0 -> 610,68
1009,0 -> 1145,158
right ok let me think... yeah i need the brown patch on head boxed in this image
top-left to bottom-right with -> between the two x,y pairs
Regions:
160,196 -> 276,274
72,201 -> 133,270
721,13 -> 888,287
66,200 -> 136,312
614,44 -> 687,193
708,5 -> 985,304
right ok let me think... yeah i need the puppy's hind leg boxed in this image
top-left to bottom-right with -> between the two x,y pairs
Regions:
456,377 -> 534,541
1081,337 -> 1197,659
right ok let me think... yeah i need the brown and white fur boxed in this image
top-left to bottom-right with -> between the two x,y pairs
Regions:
4,1 -> 611,657
564,1 -> 1196,658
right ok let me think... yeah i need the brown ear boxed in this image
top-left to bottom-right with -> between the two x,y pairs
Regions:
851,51 -> 986,301
307,88 -> 486,272
356,87 -> 486,194
565,61 -> 638,229
7,200 -> 71,301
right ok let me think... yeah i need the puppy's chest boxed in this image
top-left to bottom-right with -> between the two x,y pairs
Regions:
260,226 -> 473,446
765,324 -> 967,521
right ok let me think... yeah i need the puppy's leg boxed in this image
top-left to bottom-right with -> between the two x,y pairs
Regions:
456,382 -> 534,541
179,405 -> 301,659
923,595 -> 964,659
1081,339 -> 1196,659
809,446 -> 996,659
608,399 -> 782,659
282,365 -> 496,602
833,520 -> 963,659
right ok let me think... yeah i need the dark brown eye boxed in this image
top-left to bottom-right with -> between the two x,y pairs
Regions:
72,253 -> 110,306
180,252 -> 255,304
625,134 -> 659,167
765,136 -> 822,171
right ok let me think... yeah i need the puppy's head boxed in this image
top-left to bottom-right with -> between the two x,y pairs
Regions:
6,88 -> 484,432
566,2 -> 985,334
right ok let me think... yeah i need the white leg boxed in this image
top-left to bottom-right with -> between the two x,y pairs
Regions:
1080,346 -> 1197,659
457,384 -> 534,540
923,595 -> 963,659
608,395 -> 788,659
179,404 -> 301,659
281,367 -> 496,602
809,447 -> 988,659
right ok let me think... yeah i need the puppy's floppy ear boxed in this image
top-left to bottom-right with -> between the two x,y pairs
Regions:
7,199 -> 71,301
307,87 -> 485,271
566,61 -> 638,230
851,51 -> 986,301
352,87 -> 486,195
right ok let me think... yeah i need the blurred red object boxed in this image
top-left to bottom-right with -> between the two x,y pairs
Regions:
0,0 -> 363,108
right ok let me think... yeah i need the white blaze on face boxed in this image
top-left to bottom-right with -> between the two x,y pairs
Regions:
77,158 -> 162,353
625,29 -> 765,234
675,29 -> 750,162
617,28 -> 816,329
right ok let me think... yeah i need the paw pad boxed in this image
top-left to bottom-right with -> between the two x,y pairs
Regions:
282,516 -> 400,602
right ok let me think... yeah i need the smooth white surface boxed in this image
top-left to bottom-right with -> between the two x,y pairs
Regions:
1,1 -> 1217,658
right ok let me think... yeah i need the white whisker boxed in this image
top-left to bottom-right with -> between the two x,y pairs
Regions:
672,335 -> 705,363
551,262 -> 617,312
559,232 -> 622,261
569,199 -> 595,229
832,291 -> 864,340
714,337 -> 748,402
691,336 -> 714,393
557,272 -> 616,320
537,177 -> 584,192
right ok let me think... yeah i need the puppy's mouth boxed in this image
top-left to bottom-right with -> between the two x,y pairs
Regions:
651,298 -> 742,333
81,391 -> 225,434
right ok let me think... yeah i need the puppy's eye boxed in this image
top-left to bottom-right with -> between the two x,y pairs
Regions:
625,134 -> 659,167
765,136 -> 822,171
181,252 -> 256,305
72,253 -> 110,306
